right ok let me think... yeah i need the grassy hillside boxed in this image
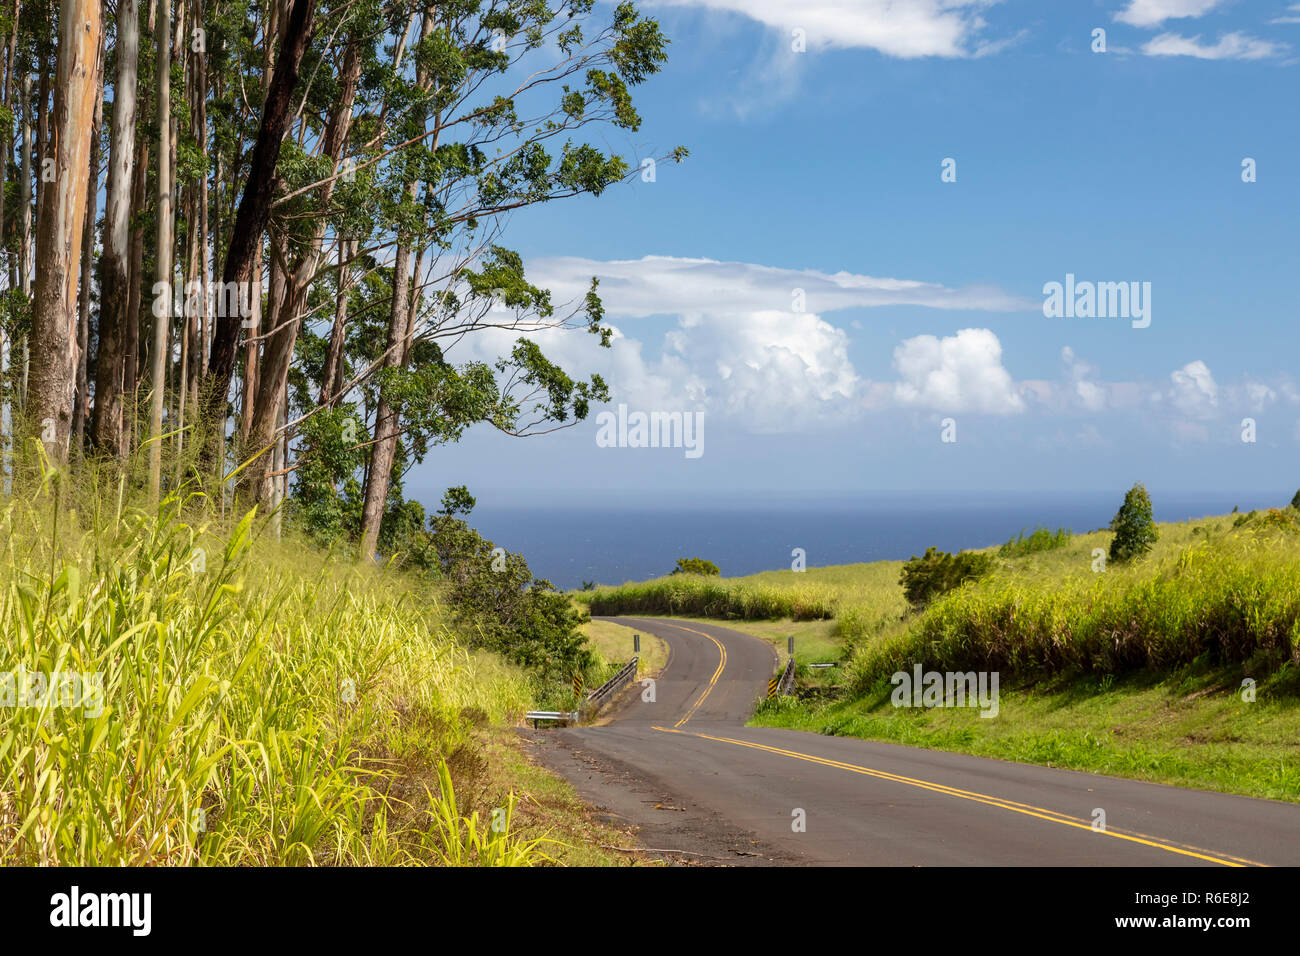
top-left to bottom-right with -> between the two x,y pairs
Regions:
581,501 -> 1300,801
582,617 -> 670,679
0,477 -> 632,866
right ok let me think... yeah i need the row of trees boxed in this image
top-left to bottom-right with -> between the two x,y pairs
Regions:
7,0 -> 680,558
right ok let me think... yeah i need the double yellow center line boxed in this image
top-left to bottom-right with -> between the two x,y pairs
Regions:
645,619 -> 1260,866
650,728 -> 1262,867
661,622 -> 726,727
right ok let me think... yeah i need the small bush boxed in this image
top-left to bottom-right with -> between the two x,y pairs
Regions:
671,557 -> 720,576
899,546 -> 994,609
1109,483 -> 1158,563
999,526 -> 1071,558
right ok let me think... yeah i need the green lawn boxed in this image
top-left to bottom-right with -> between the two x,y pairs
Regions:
752,665 -> 1300,802
582,617 -> 670,679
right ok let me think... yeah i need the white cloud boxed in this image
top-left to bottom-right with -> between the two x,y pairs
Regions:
1169,360 -> 1219,417
672,311 -> 861,430
1114,0 -> 1225,28
1142,31 -> 1286,59
1062,345 -> 1107,411
1272,3 -> 1300,25
528,254 -> 1031,318
648,0 -> 1002,58
453,255 -> 1028,432
1242,382 -> 1277,410
891,328 -> 1025,415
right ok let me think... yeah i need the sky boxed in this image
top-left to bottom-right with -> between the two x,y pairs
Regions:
408,0 -> 1300,509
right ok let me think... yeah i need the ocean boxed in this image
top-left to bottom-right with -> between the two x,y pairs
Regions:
468,490 -> 1288,591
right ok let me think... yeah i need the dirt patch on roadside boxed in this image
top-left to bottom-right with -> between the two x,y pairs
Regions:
520,728 -> 807,866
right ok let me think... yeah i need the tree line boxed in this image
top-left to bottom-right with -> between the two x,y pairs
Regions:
5,0 -> 680,557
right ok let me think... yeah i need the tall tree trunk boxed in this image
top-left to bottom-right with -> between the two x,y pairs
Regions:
147,0 -> 173,497
124,133 -> 149,454
1,3 -> 19,484
247,36 -> 360,502
17,73 -> 30,417
359,11 -> 433,559
29,0 -> 103,463
201,0 -> 317,468
72,34 -> 106,454
91,0 -> 140,456
319,234 -> 351,406
194,0 -> 209,371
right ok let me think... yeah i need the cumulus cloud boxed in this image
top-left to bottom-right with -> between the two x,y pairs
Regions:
1114,0 -> 1225,28
648,0 -> 1004,58
451,254 -> 1032,431
1142,31 -> 1286,59
891,328 -> 1025,415
667,311 -> 861,430
1169,360 -> 1219,417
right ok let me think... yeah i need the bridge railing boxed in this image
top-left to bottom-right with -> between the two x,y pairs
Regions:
582,656 -> 639,719
767,658 -> 796,698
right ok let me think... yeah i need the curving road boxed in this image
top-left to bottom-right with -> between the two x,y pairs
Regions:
533,616 -> 1300,866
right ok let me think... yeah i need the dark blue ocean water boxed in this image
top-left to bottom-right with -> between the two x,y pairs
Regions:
468,490 -> 1288,591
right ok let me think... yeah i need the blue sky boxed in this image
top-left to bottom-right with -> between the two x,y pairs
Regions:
410,0 -> 1300,508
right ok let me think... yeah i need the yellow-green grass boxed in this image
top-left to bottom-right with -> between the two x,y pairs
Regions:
752,666 -> 1300,802
579,573 -> 840,622
582,618 -> 669,679
0,472 -> 575,866
851,516 -> 1300,687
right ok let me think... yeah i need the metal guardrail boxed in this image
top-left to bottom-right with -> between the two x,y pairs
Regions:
526,657 -> 639,729
525,710 -> 579,728
584,656 -> 639,717
767,658 -> 796,698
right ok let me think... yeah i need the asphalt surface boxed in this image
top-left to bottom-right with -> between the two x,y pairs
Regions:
534,616 -> 1300,866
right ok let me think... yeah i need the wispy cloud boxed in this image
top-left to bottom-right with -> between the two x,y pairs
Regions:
528,254 -> 1033,317
648,0 -> 1005,59
1272,2 -> 1300,24
1141,30 -> 1287,59
1114,0 -> 1226,29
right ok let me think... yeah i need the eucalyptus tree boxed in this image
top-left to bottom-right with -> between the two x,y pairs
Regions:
261,0 -> 679,557
28,0 -> 102,463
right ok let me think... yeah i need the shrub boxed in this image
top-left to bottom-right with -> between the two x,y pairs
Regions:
1109,483 -> 1158,563
671,557 -> 720,576
998,526 -> 1071,558
899,546 -> 994,609
1291,489 -> 1300,510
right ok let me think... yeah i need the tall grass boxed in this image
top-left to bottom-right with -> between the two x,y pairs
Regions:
583,574 -> 837,621
0,466 -> 544,866
848,527 -> 1300,691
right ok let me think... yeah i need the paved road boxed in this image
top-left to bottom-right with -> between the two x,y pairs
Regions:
539,616 -> 1300,866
